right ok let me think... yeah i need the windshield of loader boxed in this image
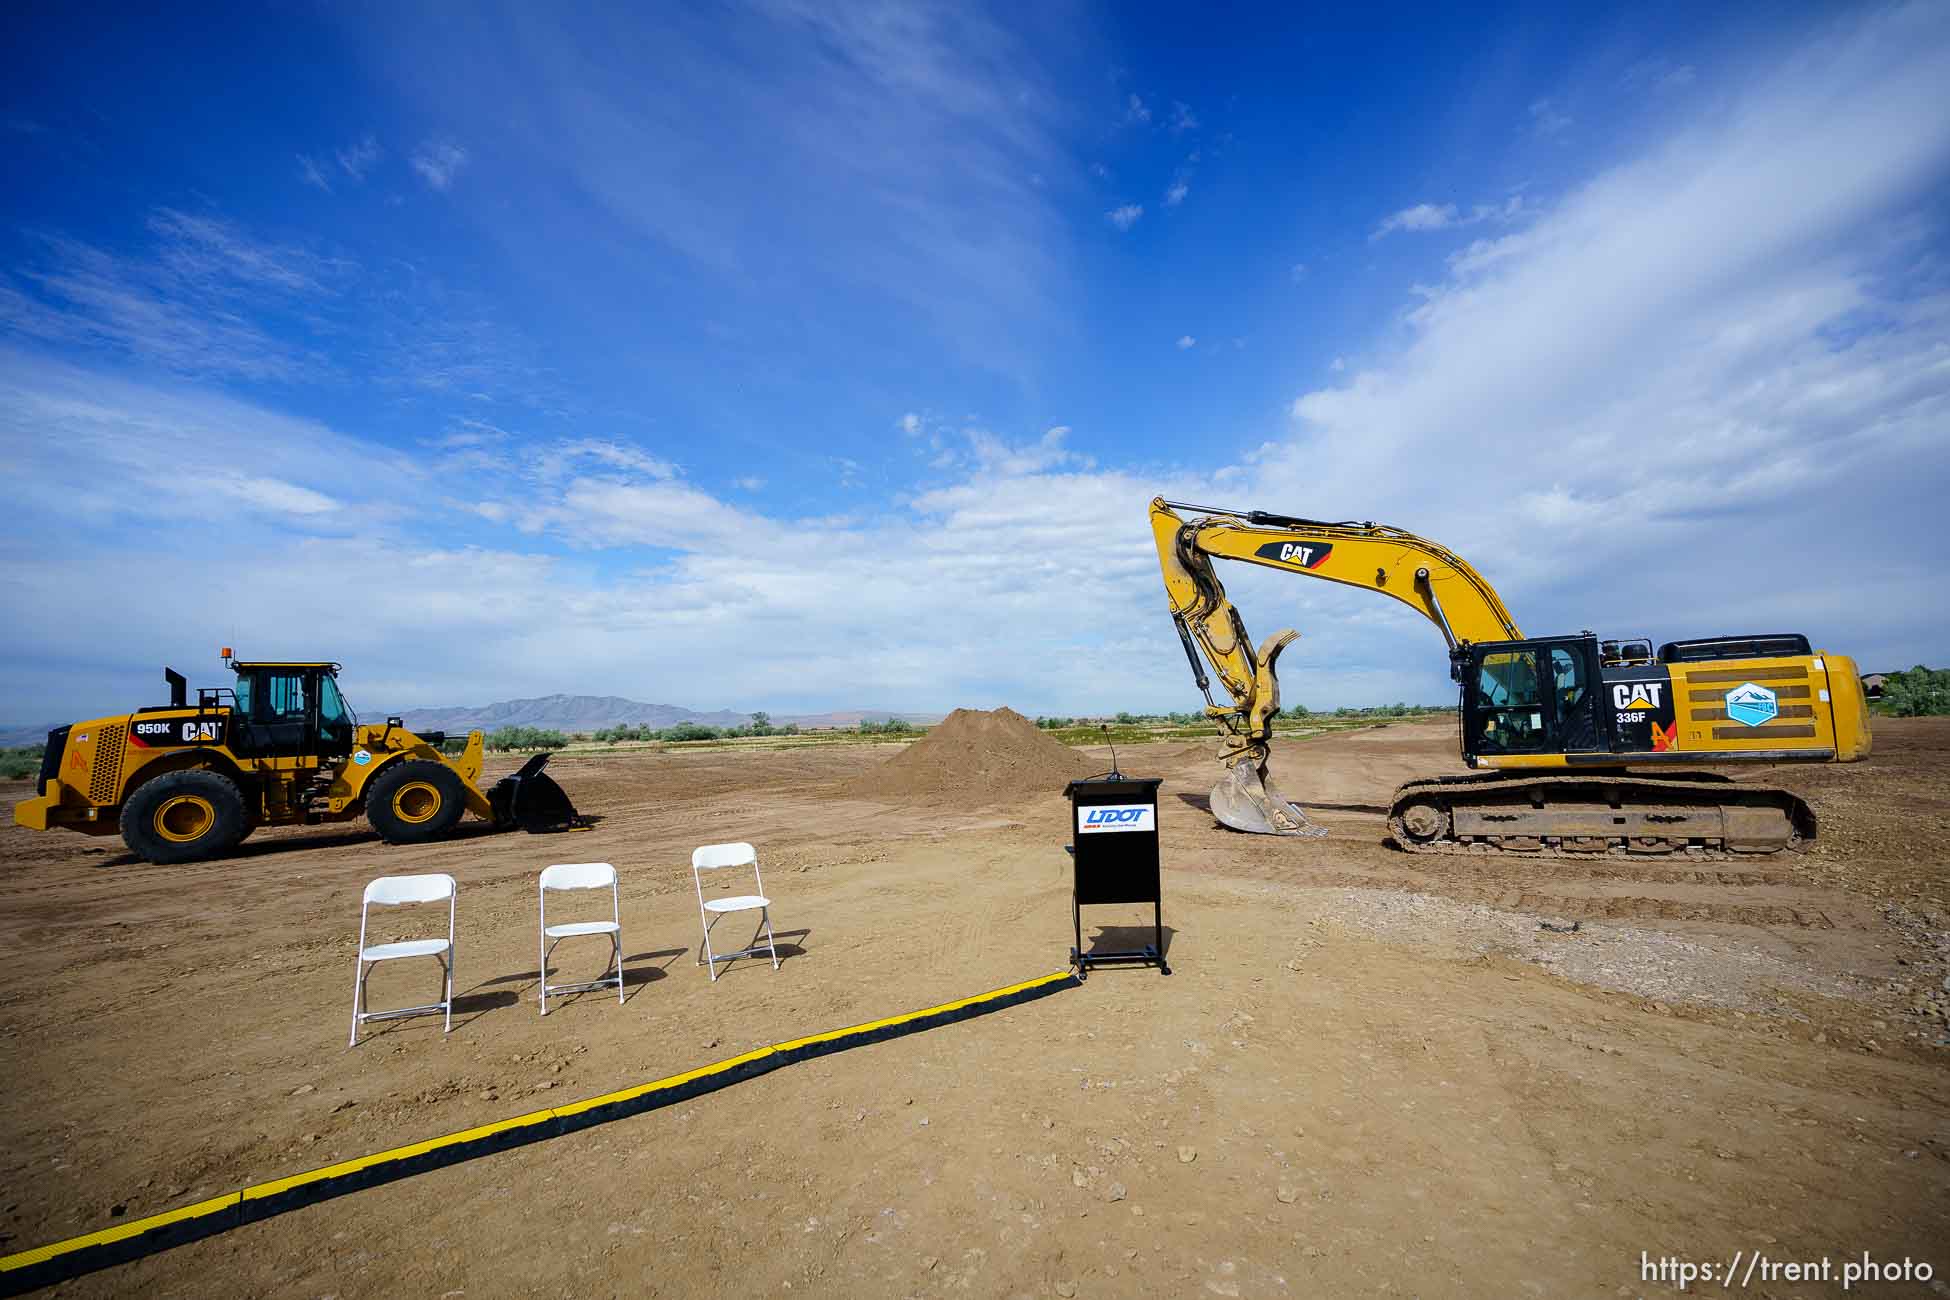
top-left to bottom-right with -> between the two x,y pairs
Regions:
317,675 -> 353,751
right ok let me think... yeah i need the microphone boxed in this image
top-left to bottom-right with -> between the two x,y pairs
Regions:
1101,722 -> 1121,780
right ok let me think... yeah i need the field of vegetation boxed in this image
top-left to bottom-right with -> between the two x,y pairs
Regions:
514,703 -> 1457,758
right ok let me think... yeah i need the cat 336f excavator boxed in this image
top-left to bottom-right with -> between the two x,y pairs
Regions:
15,652 -> 583,864
1150,498 -> 1872,856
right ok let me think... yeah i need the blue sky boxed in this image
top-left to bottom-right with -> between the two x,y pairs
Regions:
3,1 -> 1947,721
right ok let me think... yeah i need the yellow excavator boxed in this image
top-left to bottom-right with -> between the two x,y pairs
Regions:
14,652 -> 582,864
1150,498 -> 1871,855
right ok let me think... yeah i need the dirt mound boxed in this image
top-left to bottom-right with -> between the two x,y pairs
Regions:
839,706 -> 1093,805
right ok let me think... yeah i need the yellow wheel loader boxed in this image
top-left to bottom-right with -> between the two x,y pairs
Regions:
14,654 -> 583,864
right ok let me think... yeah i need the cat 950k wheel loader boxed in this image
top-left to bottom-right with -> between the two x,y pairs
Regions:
14,652 -> 583,864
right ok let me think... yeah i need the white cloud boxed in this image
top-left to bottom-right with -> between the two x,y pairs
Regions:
549,439 -> 678,479
5,6 -> 1947,725
1290,262 -> 1307,281
1164,180 -> 1189,206
898,412 -> 923,435
1170,101 -> 1199,134
1125,93 -> 1150,124
1370,202 -> 1458,239
362,6 -> 1076,377
1281,2 -> 1950,679
1107,204 -> 1144,231
1371,195 -> 1525,242
734,476 -> 765,491
1529,97 -> 1573,136
1176,335 -> 1195,350
148,209 -> 334,294
337,134 -> 382,181
297,154 -> 333,191
410,139 -> 469,190
0,212 -> 343,380
215,475 -> 341,515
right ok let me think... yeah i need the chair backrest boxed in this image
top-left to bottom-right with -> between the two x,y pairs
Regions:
363,873 -> 457,906
541,861 -> 616,892
692,842 -> 756,870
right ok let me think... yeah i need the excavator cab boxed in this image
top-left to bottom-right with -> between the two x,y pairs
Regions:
1461,636 -> 1605,760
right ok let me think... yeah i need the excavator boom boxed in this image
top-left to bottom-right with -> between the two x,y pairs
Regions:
1150,497 -> 1520,836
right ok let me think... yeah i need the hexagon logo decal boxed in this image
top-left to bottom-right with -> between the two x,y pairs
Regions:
1724,682 -> 1778,727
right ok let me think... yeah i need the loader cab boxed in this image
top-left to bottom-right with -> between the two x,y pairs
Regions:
224,661 -> 355,760
1459,635 -> 1605,761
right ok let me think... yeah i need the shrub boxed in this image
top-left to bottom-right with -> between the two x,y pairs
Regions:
858,718 -> 914,735
0,745 -> 44,780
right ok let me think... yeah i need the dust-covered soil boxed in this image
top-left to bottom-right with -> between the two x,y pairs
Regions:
2,718 -> 1946,1297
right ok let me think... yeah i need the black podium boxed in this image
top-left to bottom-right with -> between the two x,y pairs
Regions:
1064,776 -> 1170,977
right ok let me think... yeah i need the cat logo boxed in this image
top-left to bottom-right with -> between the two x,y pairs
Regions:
182,721 -> 221,742
1251,540 -> 1334,570
1611,683 -> 1663,712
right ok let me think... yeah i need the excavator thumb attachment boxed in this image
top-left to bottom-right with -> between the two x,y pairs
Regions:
1210,761 -> 1328,837
1205,626 -> 1328,836
489,753 -> 590,833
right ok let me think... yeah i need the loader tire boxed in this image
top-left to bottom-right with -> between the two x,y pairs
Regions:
366,760 -> 467,845
120,769 -> 250,865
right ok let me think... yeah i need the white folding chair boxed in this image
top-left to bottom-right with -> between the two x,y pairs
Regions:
538,862 -> 624,1015
349,873 -> 457,1046
691,842 -> 780,981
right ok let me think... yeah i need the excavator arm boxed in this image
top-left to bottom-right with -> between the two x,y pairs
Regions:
1149,496 -> 1522,834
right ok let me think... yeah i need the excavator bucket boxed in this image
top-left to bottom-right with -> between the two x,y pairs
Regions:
488,753 -> 590,833
1209,761 -> 1329,837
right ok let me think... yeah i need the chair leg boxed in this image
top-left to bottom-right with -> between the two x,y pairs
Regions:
539,928 -> 549,1017
442,954 -> 454,1034
349,958 -> 366,1047
613,933 -> 625,1003
701,912 -> 719,979
762,907 -> 780,970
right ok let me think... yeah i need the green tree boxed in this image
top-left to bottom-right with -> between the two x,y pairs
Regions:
1883,665 -> 1950,716
486,726 -> 568,752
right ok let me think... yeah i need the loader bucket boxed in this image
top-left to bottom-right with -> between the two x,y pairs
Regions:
1209,761 -> 1328,837
489,753 -> 589,833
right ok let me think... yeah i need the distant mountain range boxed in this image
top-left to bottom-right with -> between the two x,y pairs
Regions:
0,695 -> 944,748
387,695 -> 751,734
385,696 -> 943,734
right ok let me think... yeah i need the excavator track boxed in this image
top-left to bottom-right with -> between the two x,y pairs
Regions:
1385,772 -> 1817,859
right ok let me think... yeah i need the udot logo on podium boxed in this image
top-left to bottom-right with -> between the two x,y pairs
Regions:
1725,682 -> 1779,727
1079,804 -> 1155,834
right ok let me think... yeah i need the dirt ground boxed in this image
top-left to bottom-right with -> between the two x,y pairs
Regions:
3,719 -> 1947,1297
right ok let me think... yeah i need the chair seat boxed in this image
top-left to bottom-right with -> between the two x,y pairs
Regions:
704,894 -> 769,913
545,920 -> 621,938
361,937 -> 451,962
